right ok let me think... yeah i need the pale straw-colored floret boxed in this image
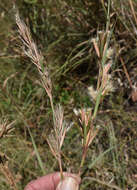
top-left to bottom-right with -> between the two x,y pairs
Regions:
87,74 -> 115,101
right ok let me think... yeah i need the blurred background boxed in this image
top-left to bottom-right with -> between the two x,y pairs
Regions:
0,0 -> 137,189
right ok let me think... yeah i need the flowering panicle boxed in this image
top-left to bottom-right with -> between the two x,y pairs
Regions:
16,11 -> 52,99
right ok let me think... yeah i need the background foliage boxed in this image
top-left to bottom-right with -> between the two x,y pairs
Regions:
0,0 -> 137,189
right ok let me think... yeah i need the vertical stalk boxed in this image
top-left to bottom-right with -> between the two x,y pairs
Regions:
92,88 -> 102,120
58,157 -> 63,180
106,0 -> 111,32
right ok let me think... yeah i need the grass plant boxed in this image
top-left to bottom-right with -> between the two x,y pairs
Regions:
0,0 -> 137,189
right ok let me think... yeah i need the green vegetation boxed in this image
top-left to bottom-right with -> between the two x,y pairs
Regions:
0,0 -> 137,189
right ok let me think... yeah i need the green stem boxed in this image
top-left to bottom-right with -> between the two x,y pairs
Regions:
106,0 -> 111,32
79,146 -> 88,175
92,88 -> 102,120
